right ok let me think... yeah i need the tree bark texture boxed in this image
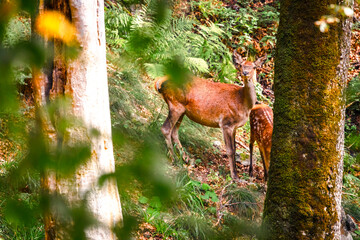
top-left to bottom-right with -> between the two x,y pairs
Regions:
36,0 -> 123,239
262,0 -> 352,239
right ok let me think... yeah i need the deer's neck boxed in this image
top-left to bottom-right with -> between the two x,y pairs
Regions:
243,73 -> 257,110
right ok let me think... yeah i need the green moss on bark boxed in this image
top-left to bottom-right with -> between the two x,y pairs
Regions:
262,0 -> 351,239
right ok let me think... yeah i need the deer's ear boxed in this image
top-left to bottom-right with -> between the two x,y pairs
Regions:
232,50 -> 244,69
254,54 -> 267,68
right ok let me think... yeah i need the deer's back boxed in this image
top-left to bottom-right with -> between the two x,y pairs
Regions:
161,77 -> 250,128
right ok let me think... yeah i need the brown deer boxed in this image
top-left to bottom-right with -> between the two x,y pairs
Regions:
155,52 -> 267,180
249,104 -> 273,180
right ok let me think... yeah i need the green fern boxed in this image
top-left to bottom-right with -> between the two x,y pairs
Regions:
105,1 -> 236,81
185,57 -> 209,74
105,3 -> 133,49
347,76 -> 360,107
144,63 -> 165,78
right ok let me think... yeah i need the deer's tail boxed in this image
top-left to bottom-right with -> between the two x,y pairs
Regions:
154,76 -> 168,93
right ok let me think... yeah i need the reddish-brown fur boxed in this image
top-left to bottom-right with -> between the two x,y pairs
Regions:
249,104 -> 273,180
155,53 -> 267,180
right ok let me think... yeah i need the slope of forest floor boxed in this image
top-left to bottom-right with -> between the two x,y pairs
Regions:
107,57 -> 268,239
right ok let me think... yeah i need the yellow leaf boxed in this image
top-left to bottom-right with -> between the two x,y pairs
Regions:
35,11 -> 77,44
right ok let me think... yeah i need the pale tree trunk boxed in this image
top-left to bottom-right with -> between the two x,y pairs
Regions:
62,0 -> 123,239
262,0 -> 352,239
33,0 -> 123,239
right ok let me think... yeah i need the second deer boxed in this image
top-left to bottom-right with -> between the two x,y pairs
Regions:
249,104 -> 273,180
155,52 -> 266,180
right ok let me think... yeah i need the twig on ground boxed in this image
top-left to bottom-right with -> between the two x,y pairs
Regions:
235,140 -> 250,152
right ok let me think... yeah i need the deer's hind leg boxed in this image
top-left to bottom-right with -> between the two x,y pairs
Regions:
161,102 -> 186,162
170,114 -> 190,163
262,147 -> 271,181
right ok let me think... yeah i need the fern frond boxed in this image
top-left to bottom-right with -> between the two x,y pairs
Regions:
185,57 -> 209,74
144,63 -> 165,78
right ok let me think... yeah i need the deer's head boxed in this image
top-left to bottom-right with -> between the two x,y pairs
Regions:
233,51 -> 267,83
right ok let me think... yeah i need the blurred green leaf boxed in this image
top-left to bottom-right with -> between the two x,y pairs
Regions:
19,0 -> 37,14
164,56 -> 191,87
149,0 -> 170,25
149,196 -> 162,210
4,198 -> 38,227
201,183 -> 211,191
14,41 -> 46,67
126,28 -> 154,56
200,192 -> 210,200
113,214 -> 138,240
55,144 -> 91,177
208,192 -> 219,202
138,196 -> 149,204
69,204 -> 97,240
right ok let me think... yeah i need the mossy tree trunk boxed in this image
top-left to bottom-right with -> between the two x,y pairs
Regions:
262,0 -> 352,239
33,0 -> 123,239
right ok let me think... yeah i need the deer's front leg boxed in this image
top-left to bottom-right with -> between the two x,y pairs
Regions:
222,126 -> 239,180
